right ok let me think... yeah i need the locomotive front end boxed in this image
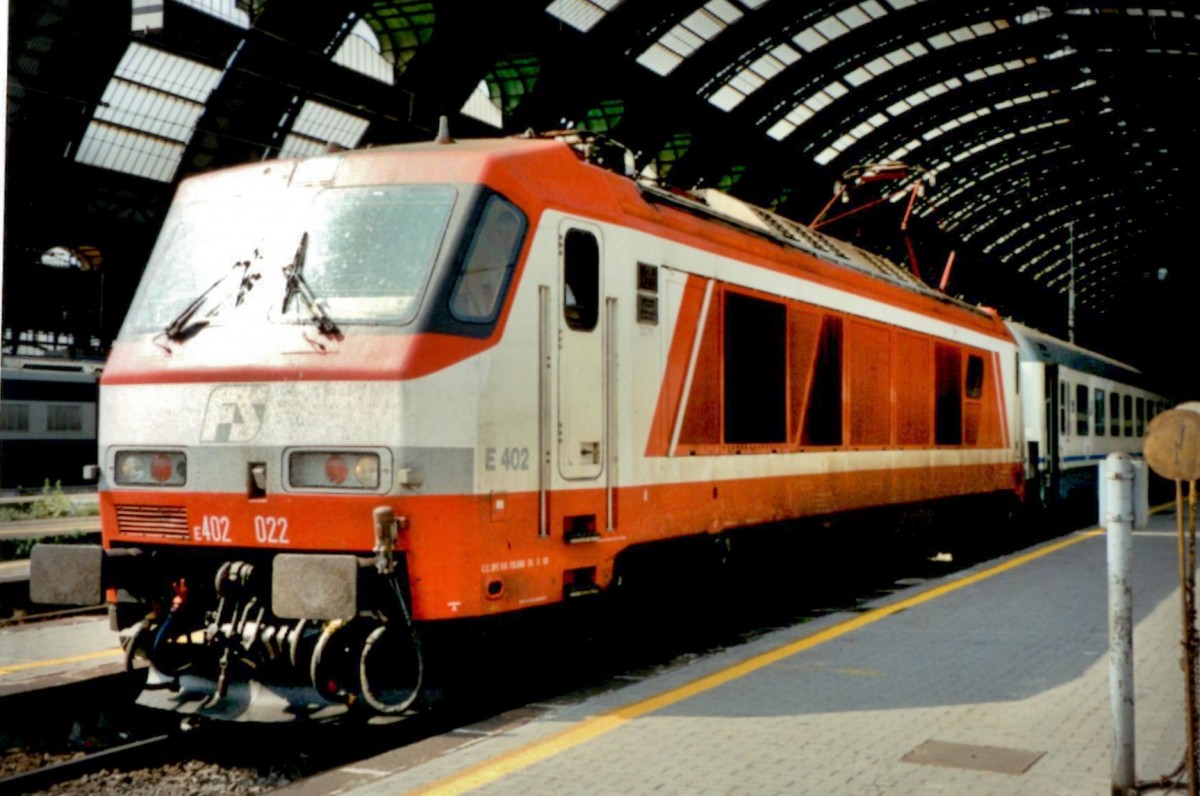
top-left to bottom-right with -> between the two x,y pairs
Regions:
31,147 -> 530,720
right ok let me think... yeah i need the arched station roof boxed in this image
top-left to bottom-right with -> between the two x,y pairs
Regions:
4,0 -> 1197,392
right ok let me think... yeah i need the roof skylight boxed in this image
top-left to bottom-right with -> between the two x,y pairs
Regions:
764,20 -> 1011,141
278,100 -> 370,159
172,0 -> 251,28
636,0 -> 759,77
74,43 -> 223,182
808,55 -> 1037,165
546,0 -> 625,32
333,18 -> 395,84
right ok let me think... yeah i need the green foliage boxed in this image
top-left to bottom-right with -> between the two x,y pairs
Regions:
0,531 -> 95,562
0,480 -> 98,521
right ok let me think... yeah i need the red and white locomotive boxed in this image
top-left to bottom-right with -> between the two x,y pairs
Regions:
33,131 -> 1060,719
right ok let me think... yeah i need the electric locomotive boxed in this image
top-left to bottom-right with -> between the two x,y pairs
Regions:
33,130 -> 1031,720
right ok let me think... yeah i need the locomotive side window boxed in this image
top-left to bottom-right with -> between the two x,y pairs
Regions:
934,343 -> 962,445
1076,384 -> 1089,436
1110,392 -> 1121,436
1124,394 -> 1133,437
724,292 -> 786,444
964,355 -> 984,400
801,315 -> 843,446
449,195 -> 526,322
962,354 -> 985,446
563,229 -> 599,331
1136,397 -> 1145,436
1095,389 -> 1106,436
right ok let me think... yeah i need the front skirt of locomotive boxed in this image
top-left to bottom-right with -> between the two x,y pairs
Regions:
125,609 -> 421,722
117,551 -> 424,722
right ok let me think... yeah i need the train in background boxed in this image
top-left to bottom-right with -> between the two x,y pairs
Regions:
0,356 -> 102,491
31,130 -> 1167,721
1009,323 -> 1167,517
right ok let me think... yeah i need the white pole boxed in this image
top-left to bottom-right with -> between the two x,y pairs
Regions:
1106,452 -> 1136,795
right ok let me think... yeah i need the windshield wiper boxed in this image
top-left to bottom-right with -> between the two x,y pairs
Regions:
162,260 -> 260,342
281,232 -> 340,336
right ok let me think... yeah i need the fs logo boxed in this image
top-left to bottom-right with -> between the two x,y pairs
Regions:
200,385 -> 269,443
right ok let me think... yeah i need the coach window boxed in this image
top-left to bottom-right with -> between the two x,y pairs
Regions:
563,229 -> 599,331
1076,384 -> 1089,436
1094,389 -> 1105,436
1136,397 -> 1146,436
449,195 -> 526,323
801,315 -> 843,446
1124,394 -> 1134,437
46,405 -> 83,432
1059,382 -> 1068,436
0,403 -> 29,432
1110,392 -> 1121,436
935,343 -> 962,445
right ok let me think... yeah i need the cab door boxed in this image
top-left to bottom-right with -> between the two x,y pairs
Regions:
557,222 -> 604,481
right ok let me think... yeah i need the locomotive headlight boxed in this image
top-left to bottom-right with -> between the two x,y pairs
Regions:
289,451 -> 381,490
353,455 -> 379,488
115,451 -> 187,486
325,455 -> 349,485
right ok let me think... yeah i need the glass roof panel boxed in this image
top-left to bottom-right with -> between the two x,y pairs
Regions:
578,98 -> 625,133
75,122 -> 184,182
844,66 -> 872,86
172,0 -> 250,28
804,56 -> 1046,165
545,0 -> 625,33
482,56 -> 541,114
363,1 -> 434,72
116,42 -> 222,102
460,79 -> 503,128
814,16 -> 851,40
767,119 -> 796,140
72,42 -> 222,182
95,83 -> 204,142
704,0 -> 744,25
654,131 -> 692,180
793,28 -> 828,52
768,17 -> 1022,143
771,42 -> 802,64
333,20 -> 395,84
837,7 -> 871,28
285,100 -> 370,153
639,1 -> 762,77
636,44 -> 685,75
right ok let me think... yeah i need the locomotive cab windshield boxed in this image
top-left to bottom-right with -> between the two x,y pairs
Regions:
120,178 -> 528,341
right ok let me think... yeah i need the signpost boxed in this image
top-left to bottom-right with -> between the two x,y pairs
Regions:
1144,406 -> 1200,796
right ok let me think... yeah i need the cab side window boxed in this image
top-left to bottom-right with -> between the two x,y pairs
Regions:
563,229 -> 600,331
449,195 -> 526,323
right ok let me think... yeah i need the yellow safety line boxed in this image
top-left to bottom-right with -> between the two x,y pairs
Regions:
0,648 -> 122,677
408,529 -> 1104,796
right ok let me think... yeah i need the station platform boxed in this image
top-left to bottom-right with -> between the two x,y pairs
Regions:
0,616 -> 122,697
321,513 -> 1190,796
